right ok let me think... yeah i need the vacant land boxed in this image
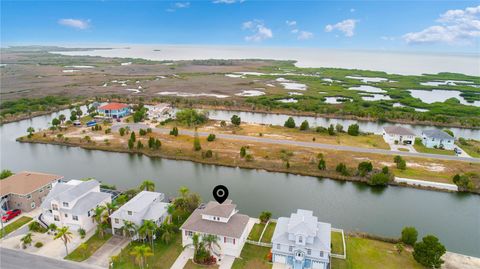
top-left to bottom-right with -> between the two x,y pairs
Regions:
232,243 -> 271,269
65,232 -> 112,262
112,233 -> 183,269
260,222 -> 276,243
331,231 -> 345,255
247,223 -> 265,242
457,139 -> 480,158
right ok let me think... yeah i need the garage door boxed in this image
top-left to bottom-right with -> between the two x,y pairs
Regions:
274,254 -> 286,263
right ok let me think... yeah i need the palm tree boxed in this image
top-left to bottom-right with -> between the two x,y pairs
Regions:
138,220 -> 157,251
122,220 -> 138,238
92,205 -> 107,238
20,233 -> 33,248
166,204 -> 175,224
159,223 -> 175,244
58,114 -> 66,123
202,234 -> 220,255
26,127 -> 35,136
184,233 -> 204,262
105,201 -> 118,216
179,186 -> 189,198
138,180 -> 155,192
54,226 -> 73,256
129,245 -> 153,269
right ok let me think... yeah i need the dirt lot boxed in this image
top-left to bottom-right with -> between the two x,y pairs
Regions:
0,47 -> 280,100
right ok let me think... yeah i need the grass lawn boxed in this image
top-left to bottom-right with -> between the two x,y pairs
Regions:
112,232 -> 183,269
247,223 -> 265,241
0,216 -> 32,238
232,243 -> 271,269
260,222 -> 276,243
331,231 -> 344,255
331,236 -> 423,269
456,140 -> 480,158
184,260 -> 219,269
413,139 -> 455,156
65,232 -> 112,261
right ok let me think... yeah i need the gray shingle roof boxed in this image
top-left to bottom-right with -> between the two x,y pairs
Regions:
57,180 -> 100,202
202,199 -> 236,218
422,129 -> 454,140
181,201 -> 249,238
109,191 -> 167,224
66,192 -> 111,215
383,126 -> 415,136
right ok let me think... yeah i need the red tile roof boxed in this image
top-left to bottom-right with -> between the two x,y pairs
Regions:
98,103 -> 129,110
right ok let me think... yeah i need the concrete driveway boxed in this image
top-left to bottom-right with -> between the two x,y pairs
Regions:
171,247 -> 194,269
85,236 -> 130,268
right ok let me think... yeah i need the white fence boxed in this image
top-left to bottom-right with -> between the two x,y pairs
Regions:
331,228 -> 346,260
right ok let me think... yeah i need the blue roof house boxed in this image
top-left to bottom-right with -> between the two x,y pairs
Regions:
271,209 -> 331,269
421,129 -> 455,150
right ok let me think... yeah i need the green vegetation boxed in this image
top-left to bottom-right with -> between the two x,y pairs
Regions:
193,134 -> 202,151
299,120 -> 309,131
248,223 -> 265,241
347,124 -> 360,136
176,109 -> 208,126
207,133 -> 216,142
331,231 -> 344,255
65,232 -> 112,261
0,169 -> 13,179
232,244 -> 271,269
28,221 -> 47,233
0,96 -> 72,117
414,138 -> 455,156
401,227 -> 418,246
259,211 -> 272,223
0,216 -> 32,238
456,138 -> 480,157
260,222 -> 276,243
170,126 -> 179,136
336,163 -> 349,176
332,236 -> 424,269
394,155 -> 407,170
413,235 -> 446,268
231,114 -> 241,126
284,117 -> 296,128
452,173 -> 478,192
368,172 -> 390,186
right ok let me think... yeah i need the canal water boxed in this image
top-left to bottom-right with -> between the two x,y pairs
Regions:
1,108 -> 479,257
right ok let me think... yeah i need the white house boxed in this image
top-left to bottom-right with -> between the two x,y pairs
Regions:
421,129 -> 455,150
180,200 -> 250,258
40,179 -> 111,232
147,103 -> 172,121
382,126 -> 416,145
109,191 -> 169,238
271,209 -> 331,269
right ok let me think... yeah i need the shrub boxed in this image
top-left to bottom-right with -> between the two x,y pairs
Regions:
128,139 -> 134,150
154,139 -> 161,150
347,124 -> 360,136
452,173 -> 476,191
259,211 -> 272,223
327,124 -> 335,136
335,124 -> 344,133
205,150 -> 213,158
207,134 -> 216,142
336,163 -> 349,176
318,159 -> 326,170
139,129 -> 147,136
0,169 -> 14,179
28,221 -> 45,233
394,155 -> 406,170
299,120 -> 309,131
382,166 -> 389,174
368,172 -> 390,186
130,131 -> 136,142
220,120 -> 227,127
34,242 -> 43,248
443,129 -> 454,137
104,128 -> 111,134
148,137 -> 155,149
240,146 -> 247,158
284,117 -> 296,128
193,135 -> 201,151
146,128 -> 152,133
413,235 -> 446,268
358,161 -> 373,176
170,127 -> 179,136
401,226 -> 418,246
137,141 -> 144,149
231,115 -> 241,126
176,109 -> 208,126
245,154 -> 254,162
78,228 -> 86,239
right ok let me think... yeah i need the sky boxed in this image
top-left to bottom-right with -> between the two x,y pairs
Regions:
1,1 -> 479,53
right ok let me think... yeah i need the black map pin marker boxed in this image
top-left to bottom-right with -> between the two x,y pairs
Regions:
213,185 -> 229,204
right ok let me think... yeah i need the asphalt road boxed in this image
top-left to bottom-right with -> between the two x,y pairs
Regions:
0,248 -> 102,269
111,123 -> 480,163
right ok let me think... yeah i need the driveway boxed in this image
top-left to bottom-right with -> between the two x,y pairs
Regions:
113,123 -> 480,163
85,236 -> 130,268
170,247 -> 194,269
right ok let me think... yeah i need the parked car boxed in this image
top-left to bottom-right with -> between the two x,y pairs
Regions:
86,120 -> 97,127
454,147 -> 462,155
1,209 -> 21,222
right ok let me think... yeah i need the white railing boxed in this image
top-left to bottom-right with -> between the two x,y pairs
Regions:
246,239 -> 272,247
331,228 -> 346,260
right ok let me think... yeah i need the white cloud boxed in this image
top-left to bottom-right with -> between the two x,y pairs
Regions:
286,20 -> 297,26
291,29 -> 299,34
242,20 -> 273,42
403,5 -> 480,45
325,19 -> 357,37
297,31 -> 314,40
350,8 -> 355,13
213,0 -> 244,4
58,19 -> 90,30
166,2 -> 190,12
381,36 -> 396,41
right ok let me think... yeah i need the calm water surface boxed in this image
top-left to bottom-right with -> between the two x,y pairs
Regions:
1,108 -> 479,257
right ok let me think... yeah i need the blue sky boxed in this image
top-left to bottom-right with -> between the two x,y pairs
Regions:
1,1 -> 479,53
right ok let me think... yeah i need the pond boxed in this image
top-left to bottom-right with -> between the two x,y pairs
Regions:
409,89 -> 480,107
1,108 -> 479,257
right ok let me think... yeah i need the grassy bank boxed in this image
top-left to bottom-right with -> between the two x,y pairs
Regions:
65,232 -> 112,262
0,216 -> 33,238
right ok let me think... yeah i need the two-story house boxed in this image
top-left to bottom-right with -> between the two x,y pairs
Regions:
421,129 -> 455,150
97,103 -> 130,118
271,209 -> 331,269
181,200 -> 250,258
40,179 -> 111,232
109,191 -> 170,238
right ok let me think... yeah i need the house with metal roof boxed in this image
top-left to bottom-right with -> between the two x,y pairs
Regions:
382,126 -> 416,145
421,129 -> 455,150
180,200 -> 250,258
271,209 -> 331,269
97,102 -> 130,118
109,191 -> 169,238
40,179 -> 111,232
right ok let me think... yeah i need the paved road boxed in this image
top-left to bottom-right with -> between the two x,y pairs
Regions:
0,248 -> 102,269
112,123 -> 480,163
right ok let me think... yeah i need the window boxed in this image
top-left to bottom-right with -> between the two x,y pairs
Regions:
277,244 -> 280,250
52,204 -> 58,211
115,218 -> 119,224
307,249 -> 311,255
31,202 -> 36,209
289,246 -> 293,252
63,202 -> 69,207
87,211 -> 91,217
54,215 -> 60,221
64,213 -> 68,218
127,211 -> 132,215
298,236 -> 303,243
73,215 -> 78,221
320,251 -> 324,257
